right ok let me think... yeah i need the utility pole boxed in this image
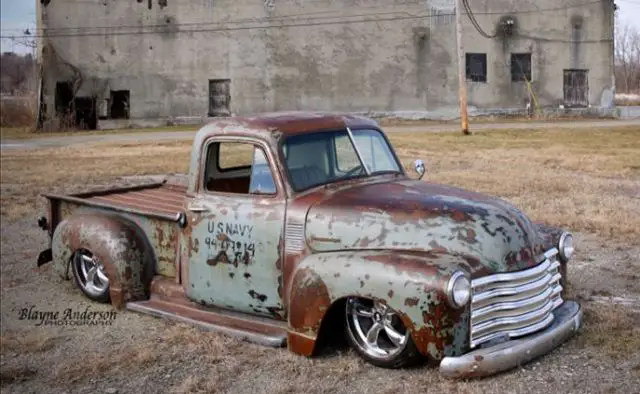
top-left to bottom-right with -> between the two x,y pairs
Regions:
455,0 -> 470,135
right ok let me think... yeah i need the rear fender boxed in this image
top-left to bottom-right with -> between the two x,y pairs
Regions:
51,213 -> 155,308
286,251 -> 472,360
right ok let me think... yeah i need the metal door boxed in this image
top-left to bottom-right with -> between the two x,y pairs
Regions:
185,140 -> 286,319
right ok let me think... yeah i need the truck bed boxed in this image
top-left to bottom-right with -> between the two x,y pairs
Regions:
44,175 -> 188,221
42,175 -> 189,279
85,183 -> 186,216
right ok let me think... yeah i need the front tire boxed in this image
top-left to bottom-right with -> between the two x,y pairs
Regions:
71,249 -> 110,303
344,297 -> 421,368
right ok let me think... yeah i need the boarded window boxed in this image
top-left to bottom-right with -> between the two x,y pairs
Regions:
465,53 -> 487,82
511,53 -> 532,82
563,69 -> 589,108
109,90 -> 130,119
208,79 -> 231,117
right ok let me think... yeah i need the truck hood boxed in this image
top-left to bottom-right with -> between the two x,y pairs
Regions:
304,179 -> 547,278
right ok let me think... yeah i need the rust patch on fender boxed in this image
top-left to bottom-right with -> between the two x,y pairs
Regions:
288,268 -> 331,337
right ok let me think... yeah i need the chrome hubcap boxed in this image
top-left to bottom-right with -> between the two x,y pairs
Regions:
346,298 -> 409,360
75,251 -> 109,296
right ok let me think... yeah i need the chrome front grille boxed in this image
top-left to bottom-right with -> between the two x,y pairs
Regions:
470,248 -> 563,348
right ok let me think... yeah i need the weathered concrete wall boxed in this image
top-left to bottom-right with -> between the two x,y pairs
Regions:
37,0 -> 615,126
463,0 -> 615,110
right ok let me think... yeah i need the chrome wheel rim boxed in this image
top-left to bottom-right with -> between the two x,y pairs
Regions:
346,298 -> 409,360
74,251 -> 109,296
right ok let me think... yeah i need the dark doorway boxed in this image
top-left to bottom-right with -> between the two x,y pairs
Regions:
563,69 -> 588,108
74,97 -> 97,130
55,81 -> 73,117
208,79 -> 231,117
109,90 -> 130,119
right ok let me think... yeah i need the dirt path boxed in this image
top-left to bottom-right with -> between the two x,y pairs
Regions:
2,119 -> 639,151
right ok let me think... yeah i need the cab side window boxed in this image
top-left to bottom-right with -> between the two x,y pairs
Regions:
203,141 -> 277,195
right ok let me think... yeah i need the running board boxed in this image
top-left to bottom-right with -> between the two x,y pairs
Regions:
126,299 -> 288,348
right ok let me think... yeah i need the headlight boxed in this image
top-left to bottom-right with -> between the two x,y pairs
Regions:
447,271 -> 471,308
558,232 -> 574,262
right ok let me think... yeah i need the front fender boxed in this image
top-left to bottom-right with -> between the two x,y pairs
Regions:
52,213 -> 155,308
286,251 -> 472,360
534,222 -> 565,250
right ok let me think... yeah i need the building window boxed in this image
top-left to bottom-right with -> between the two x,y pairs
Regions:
208,79 -> 231,117
511,53 -> 532,82
465,53 -> 487,82
109,90 -> 130,119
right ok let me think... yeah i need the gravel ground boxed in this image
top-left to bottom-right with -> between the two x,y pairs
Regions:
1,181 -> 639,394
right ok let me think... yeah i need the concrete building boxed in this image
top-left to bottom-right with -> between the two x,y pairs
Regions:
35,0 -> 616,129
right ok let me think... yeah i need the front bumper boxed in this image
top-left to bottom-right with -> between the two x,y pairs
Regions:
439,300 -> 582,379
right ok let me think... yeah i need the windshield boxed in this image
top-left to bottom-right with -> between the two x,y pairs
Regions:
281,128 -> 402,191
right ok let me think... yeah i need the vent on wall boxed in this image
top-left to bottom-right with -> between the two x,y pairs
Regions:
264,0 -> 275,12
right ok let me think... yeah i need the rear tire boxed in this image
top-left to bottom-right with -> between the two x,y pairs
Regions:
71,249 -> 110,303
344,297 -> 421,368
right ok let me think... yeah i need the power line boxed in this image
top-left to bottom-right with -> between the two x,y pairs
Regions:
518,33 -> 613,43
462,0 -> 497,39
0,0 -> 607,38
5,3 -> 426,33
2,13 -> 433,40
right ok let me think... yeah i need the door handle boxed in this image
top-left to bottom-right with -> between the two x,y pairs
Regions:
187,202 -> 209,213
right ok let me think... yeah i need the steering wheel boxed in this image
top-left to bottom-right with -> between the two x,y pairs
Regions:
344,164 -> 365,177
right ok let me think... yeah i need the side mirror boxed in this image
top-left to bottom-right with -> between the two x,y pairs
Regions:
414,159 -> 425,180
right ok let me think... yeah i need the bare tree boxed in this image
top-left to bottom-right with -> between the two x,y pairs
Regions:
0,52 -> 35,94
615,17 -> 640,93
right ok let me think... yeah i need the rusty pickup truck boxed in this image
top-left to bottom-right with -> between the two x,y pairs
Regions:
37,112 -> 582,378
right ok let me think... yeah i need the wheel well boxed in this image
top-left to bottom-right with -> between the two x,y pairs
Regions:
312,297 -> 349,356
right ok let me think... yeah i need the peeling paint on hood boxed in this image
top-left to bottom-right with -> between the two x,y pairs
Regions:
305,179 -> 546,277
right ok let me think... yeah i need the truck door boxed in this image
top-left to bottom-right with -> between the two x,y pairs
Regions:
185,137 -> 286,320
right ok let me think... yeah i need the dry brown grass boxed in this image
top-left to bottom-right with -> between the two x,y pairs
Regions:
52,341 -> 160,385
0,365 -> 37,387
0,140 -> 192,219
0,96 -> 36,128
577,303 -> 640,359
0,331 -> 58,354
377,115 -> 609,127
158,322 -> 507,393
1,126 -> 639,245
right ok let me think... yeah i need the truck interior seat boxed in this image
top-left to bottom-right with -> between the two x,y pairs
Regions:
207,177 -> 251,194
288,166 -> 327,191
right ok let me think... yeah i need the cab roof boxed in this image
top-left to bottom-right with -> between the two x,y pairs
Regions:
203,111 -> 380,136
